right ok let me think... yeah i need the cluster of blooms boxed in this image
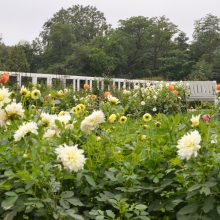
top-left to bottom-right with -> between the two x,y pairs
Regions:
0,83 -> 88,173
20,86 -> 41,100
71,104 -> 86,115
107,114 -> 128,124
80,110 -> 105,133
120,82 -> 186,115
0,87 -> 25,127
40,111 -> 73,139
57,88 -> 70,97
55,144 -> 86,172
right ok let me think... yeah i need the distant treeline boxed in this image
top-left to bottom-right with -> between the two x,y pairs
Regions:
1,5 -> 220,81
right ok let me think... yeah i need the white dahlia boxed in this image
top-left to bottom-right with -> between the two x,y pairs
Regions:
40,112 -> 57,128
5,102 -> 24,118
55,144 -> 86,172
80,110 -> 105,133
0,109 -> 7,127
176,130 -> 201,160
14,121 -> 38,141
0,87 -> 11,107
57,114 -> 71,126
43,129 -> 59,139
80,119 -> 95,134
90,110 -> 105,125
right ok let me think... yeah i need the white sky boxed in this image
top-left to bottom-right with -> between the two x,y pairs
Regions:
0,0 -> 220,45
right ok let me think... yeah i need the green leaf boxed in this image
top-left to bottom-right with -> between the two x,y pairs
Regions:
178,204 -> 198,215
5,192 -> 17,197
0,181 -> 12,190
55,119 -> 62,129
135,204 -> 147,211
203,197 -> 214,213
106,210 -> 115,218
138,217 -> 150,220
4,170 -> 15,178
200,186 -> 211,196
85,175 -> 96,187
105,171 -> 116,181
61,191 -> 74,198
1,195 -> 18,210
66,209 -> 84,220
67,198 -> 84,206
60,199 -> 70,209
96,216 -> 105,220
188,184 -> 201,192
217,205 -> 220,214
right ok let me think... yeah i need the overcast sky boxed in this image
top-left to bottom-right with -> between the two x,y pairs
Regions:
1,0 -> 220,45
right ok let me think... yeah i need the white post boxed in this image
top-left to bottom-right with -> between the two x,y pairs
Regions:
112,80 -> 115,90
63,78 -> 66,87
18,74 -> 21,87
101,80 -> 104,90
47,77 -> 52,87
118,80 -> 121,90
89,80 -> 93,91
32,76 -> 37,85
77,79 -> 80,91
123,81 -> 126,89
73,79 -> 76,91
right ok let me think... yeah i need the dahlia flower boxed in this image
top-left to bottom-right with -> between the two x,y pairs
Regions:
55,144 -> 86,172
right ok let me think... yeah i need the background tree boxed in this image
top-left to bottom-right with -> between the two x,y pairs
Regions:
160,32 -> 192,80
188,14 -> 220,80
190,14 -> 220,63
188,60 -> 212,80
0,40 -> 9,71
7,46 -> 30,72
36,5 -> 111,74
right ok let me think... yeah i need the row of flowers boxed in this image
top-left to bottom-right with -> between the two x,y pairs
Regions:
0,85 -> 215,169
0,78 -> 220,219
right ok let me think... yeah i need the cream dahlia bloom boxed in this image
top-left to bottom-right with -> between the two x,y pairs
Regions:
40,112 -> 57,128
5,102 -> 24,118
191,115 -> 200,127
80,119 -> 96,134
176,130 -> 201,160
108,96 -> 119,104
0,87 -> 11,107
55,144 -> 86,172
14,121 -> 38,141
43,128 -> 59,139
80,110 -> 105,133
57,114 -> 71,125
0,109 -> 7,127
88,110 -> 105,125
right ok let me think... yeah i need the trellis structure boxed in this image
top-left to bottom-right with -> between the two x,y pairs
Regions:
1,71 -> 218,102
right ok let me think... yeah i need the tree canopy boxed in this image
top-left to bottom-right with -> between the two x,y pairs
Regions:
0,5 -> 220,81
